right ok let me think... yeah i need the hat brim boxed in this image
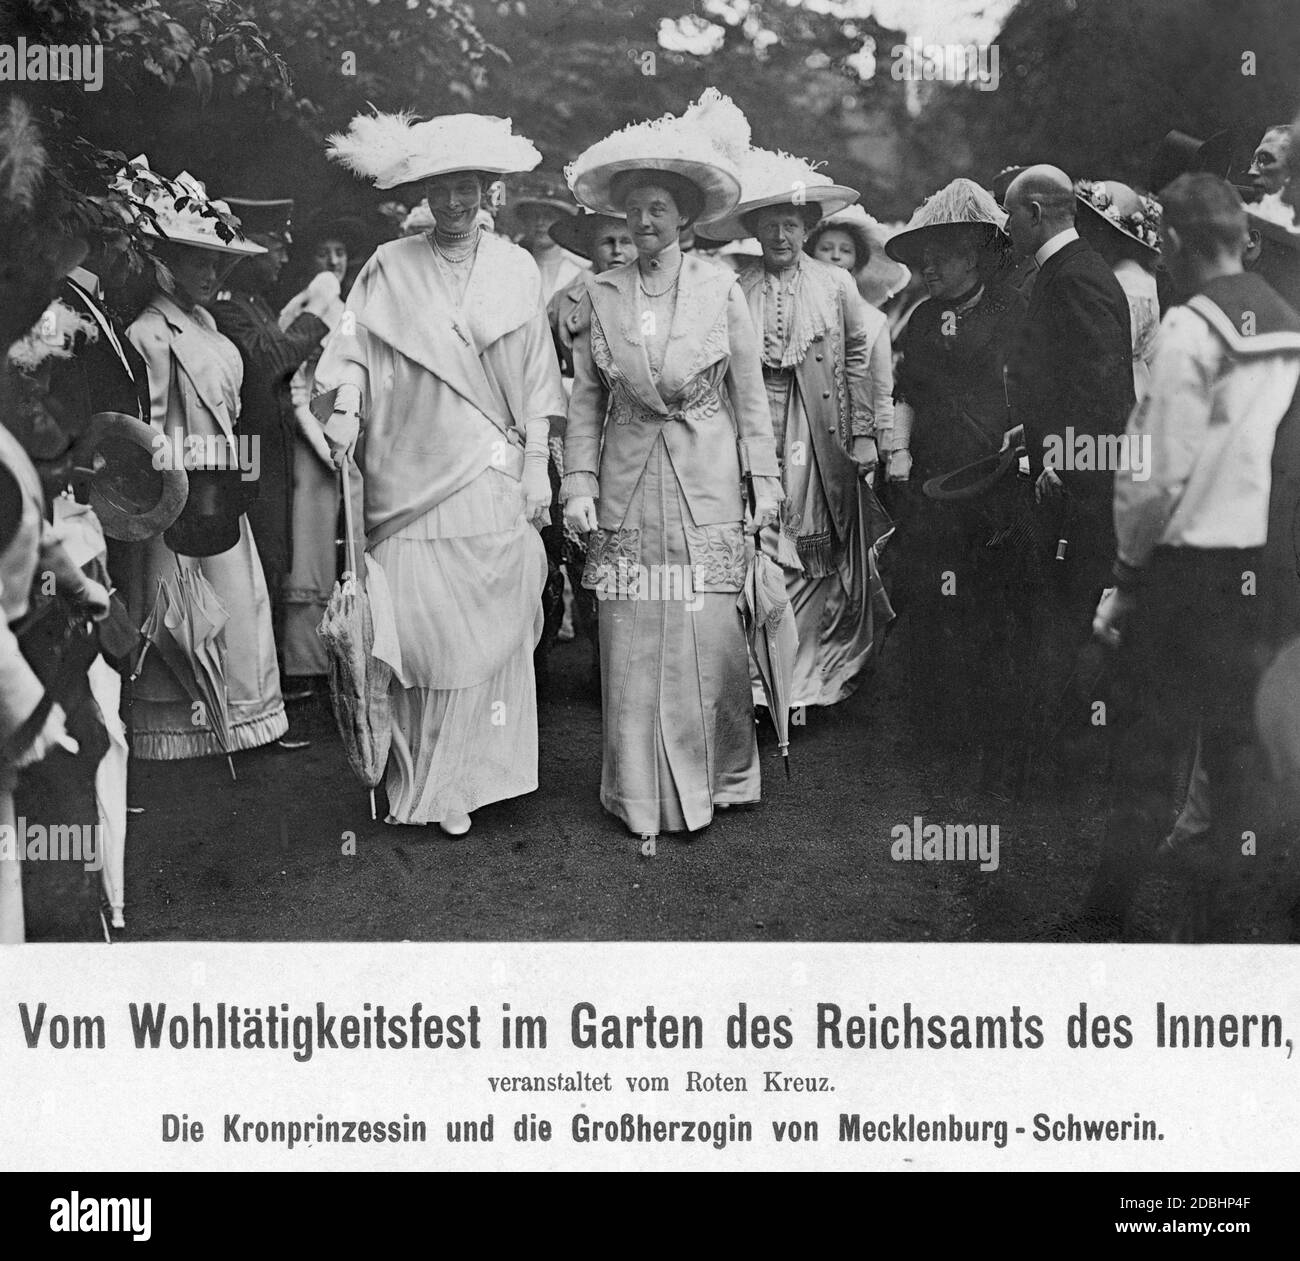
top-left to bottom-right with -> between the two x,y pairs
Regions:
548,213 -> 627,260
379,159 -> 537,189
1077,195 -> 1159,255
571,159 -> 741,223
922,447 -> 1017,501
513,197 -> 578,217
79,412 -> 189,541
886,221 -> 1009,266
701,186 -> 860,242
141,221 -> 266,256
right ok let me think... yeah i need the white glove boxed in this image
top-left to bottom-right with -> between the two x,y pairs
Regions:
564,495 -> 599,534
887,448 -> 912,482
746,476 -> 783,532
522,460 -> 551,523
850,435 -> 879,478
327,409 -> 360,469
522,419 -> 552,525
13,703 -> 74,768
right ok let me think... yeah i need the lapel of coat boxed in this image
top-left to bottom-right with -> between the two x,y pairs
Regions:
656,254 -> 734,399
150,295 -> 236,438
587,264 -> 668,415
357,236 -> 512,431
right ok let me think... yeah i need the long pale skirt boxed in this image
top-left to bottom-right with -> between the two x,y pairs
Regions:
369,466 -> 546,825
128,516 -> 287,759
782,489 -> 888,708
585,437 -> 759,836
763,372 -> 886,709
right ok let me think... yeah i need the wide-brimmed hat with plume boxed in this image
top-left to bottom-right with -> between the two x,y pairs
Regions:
326,110 -> 542,189
111,156 -> 265,256
699,146 -> 858,241
886,178 -> 1009,266
566,88 -> 748,223
1075,179 -> 1161,255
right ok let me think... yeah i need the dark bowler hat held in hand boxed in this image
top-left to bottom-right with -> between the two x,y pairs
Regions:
72,411 -> 188,542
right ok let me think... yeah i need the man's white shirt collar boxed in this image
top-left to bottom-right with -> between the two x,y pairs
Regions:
1035,227 -> 1079,267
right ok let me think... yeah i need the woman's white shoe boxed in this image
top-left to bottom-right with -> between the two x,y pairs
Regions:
439,811 -> 472,837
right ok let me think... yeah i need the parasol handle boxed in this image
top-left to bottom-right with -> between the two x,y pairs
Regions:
340,456 -> 358,583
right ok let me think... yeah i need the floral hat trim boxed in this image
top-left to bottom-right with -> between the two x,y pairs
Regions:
1075,179 -> 1161,253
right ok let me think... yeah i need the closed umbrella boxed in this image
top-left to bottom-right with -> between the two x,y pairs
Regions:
132,560 -> 237,781
318,460 -> 394,819
738,526 -> 799,778
860,481 -> 896,662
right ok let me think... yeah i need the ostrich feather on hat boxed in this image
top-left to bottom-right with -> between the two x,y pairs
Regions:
327,109 -> 542,189
700,145 -> 859,241
680,87 -> 752,166
565,88 -> 746,222
885,177 -> 1009,265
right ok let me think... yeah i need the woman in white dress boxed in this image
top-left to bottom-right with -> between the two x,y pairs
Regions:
315,111 -> 564,835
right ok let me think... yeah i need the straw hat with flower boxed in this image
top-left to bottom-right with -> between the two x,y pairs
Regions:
1074,179 -> 1162,256
565,87 -> 749,223
112,156 -> 265,256
326,110 -> 542,188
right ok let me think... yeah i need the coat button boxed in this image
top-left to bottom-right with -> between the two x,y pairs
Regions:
822,389 -> 831,398
815,353 -> 824,361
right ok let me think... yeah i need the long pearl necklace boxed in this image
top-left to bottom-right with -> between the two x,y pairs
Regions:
431,227 -> 478,265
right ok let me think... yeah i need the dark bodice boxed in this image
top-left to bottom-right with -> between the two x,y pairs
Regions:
893,283 -> 1026,480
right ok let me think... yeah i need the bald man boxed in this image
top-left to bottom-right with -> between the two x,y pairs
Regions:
1003,165 -> 1135,785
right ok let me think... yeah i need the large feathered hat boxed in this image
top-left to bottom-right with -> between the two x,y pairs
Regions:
886,178 -> 1009,266
698,146 -> 858,241
565,88 -> 748,223
326,110 -> 542,189
111,156 -> 265,256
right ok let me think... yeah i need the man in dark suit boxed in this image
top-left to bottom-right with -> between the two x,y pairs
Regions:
1003,165 -> 1136,782
54,265 -> 151,423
